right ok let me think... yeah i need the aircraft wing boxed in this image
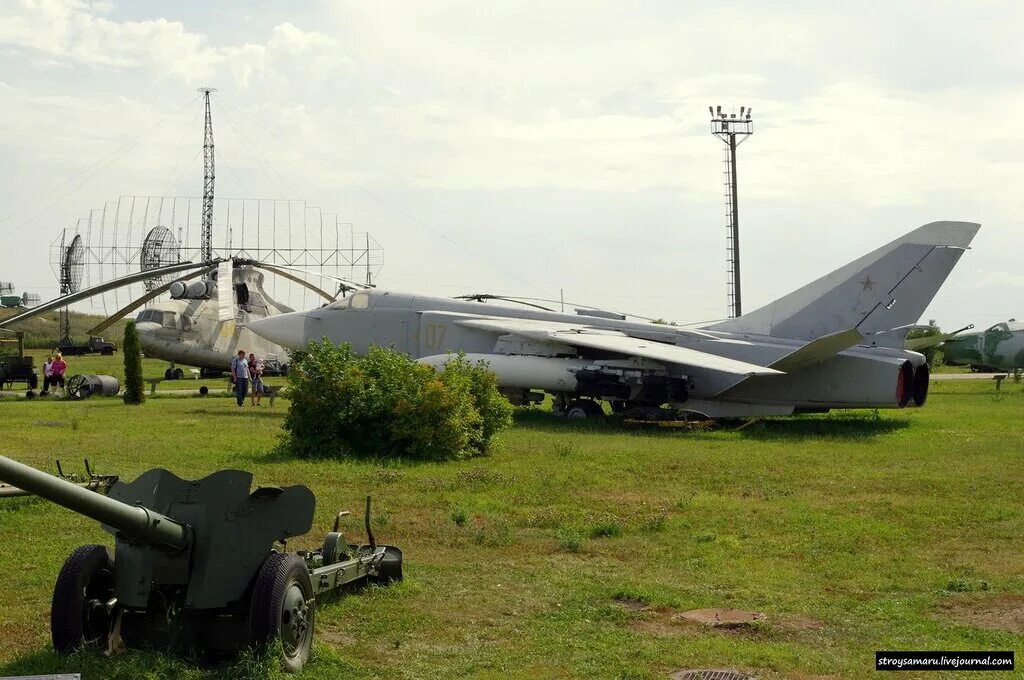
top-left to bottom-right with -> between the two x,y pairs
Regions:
456,317 -> 782,377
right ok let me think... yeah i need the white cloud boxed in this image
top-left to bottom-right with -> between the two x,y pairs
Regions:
0,1 -> 350,87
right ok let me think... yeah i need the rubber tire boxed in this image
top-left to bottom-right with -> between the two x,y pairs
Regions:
101,348 -> 113,356
566,399 -> 601,420
172,368 -> 184,380
51,544 -> 115,653
279,364 -> 289,377
164,368 -> 174,381
249,553 -> 315,673
373,546 -> 403,585
28,374 -> 38,389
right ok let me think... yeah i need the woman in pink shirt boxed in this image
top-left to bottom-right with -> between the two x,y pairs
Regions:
49,353 -> 68,395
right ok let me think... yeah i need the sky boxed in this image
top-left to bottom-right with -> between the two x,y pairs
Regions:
0,0 -> 1021,329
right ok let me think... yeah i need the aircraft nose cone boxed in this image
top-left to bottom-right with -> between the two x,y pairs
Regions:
135,322 -> 161,349
247,311 -> 311,350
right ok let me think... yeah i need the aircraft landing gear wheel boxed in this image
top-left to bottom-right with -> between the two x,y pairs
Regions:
249,553 -> 314,673
566,399 -> 603,420
164,368 -> 174,381
172,368 -> 184,380
51,545 -> 116,653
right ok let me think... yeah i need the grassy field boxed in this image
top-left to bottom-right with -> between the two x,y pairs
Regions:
0,365 -> 1022,679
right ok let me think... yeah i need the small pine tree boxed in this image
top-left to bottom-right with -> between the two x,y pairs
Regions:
122,320 -> 144,405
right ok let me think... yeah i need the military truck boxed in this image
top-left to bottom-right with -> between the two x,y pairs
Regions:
56,335 -> 117,356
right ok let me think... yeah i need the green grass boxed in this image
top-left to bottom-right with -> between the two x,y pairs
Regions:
1,378 -> 1023,678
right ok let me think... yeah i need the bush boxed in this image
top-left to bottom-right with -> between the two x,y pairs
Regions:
122,321 -> 144,405
282,342 -> 513,461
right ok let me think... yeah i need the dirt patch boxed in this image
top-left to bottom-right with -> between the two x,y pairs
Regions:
625,607 -> 767,639
630,617 -> 684,638
936,594 -> 1024,633
775,613 -> 826,633
674,608 -> 766,629
318,626 -> 357,647
613,595 -> 650,611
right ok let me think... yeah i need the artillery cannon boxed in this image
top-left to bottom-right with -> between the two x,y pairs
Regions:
0,455 -> 402,672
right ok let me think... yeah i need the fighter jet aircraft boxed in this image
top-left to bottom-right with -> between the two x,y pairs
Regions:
0,259 -> 364,379
248,221 -> 979,419
913,320 -> 1024,372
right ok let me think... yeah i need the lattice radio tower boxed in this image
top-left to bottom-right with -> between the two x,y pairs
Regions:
198,87 -> 217,269
709,105 -> 753,318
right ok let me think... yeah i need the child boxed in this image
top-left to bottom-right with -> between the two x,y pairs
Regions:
248,352 -> 265,406
41,355 -> 53,396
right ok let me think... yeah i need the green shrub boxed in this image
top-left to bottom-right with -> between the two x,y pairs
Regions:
121,321 -> 144,405
282,342 -> 513,461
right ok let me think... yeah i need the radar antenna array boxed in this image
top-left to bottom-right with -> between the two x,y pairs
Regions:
53,232 -> 85,345
140,226 -> 181,291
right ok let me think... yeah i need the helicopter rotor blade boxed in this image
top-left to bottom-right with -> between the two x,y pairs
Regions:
0,260 -> 219,330
247,260 -> 370,293
217,260 -> 235,322
247,262 -> 339,301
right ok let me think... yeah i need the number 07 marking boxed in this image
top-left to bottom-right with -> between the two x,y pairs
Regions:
424,323 -> 447,350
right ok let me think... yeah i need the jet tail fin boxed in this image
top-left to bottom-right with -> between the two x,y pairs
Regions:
706,221 -> 980,347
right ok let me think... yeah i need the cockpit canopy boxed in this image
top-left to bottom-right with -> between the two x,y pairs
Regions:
136,309 -> 177,329
986,321 -> 1024,333
327,291 -> 371,310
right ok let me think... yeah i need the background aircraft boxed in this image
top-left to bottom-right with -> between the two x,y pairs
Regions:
250,221 -> 979,419
0,259 -> 364,379
921,320 -> 1024,372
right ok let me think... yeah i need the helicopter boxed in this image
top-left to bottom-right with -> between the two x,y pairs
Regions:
0,258 -> 366,379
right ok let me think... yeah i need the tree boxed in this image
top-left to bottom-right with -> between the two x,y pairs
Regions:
122,320 -> 145,405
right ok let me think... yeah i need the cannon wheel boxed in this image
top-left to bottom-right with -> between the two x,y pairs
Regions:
249,553 -> 315,673
51,544 -> 116,653
373,545 -> 404,584
66,375 -> 90,400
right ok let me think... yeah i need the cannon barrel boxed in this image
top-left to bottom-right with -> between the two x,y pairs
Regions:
0,455 -> 189,551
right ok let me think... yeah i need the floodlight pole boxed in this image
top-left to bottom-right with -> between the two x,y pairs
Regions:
198,88 -> 217,269
709,106 -> 754,319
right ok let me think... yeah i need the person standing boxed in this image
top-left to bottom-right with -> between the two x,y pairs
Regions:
231,349 -> 250,407
248,352 -> 265,406
41,355 -> 53,396
50,353 -> 67,396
